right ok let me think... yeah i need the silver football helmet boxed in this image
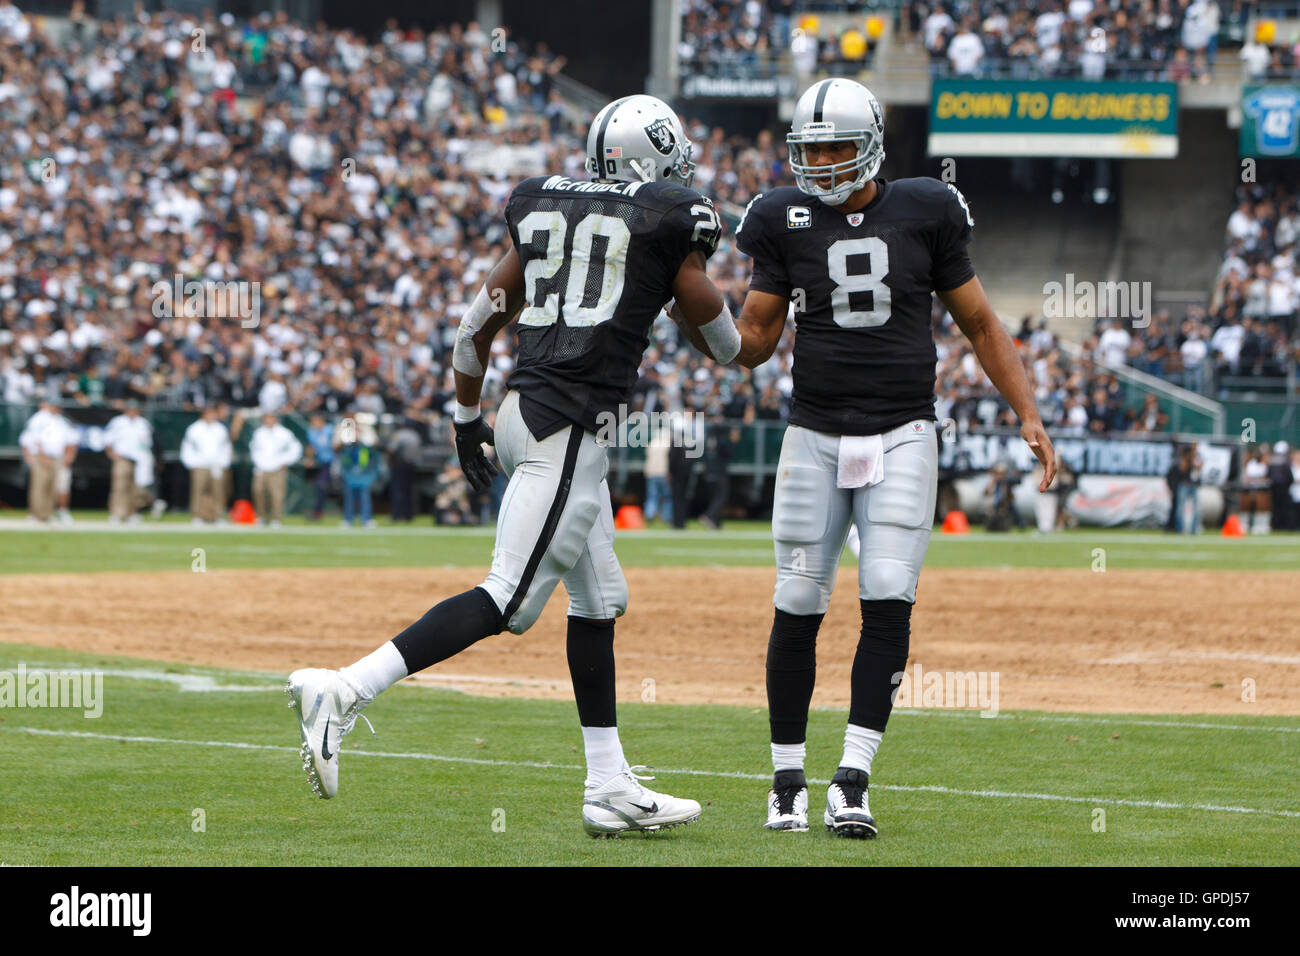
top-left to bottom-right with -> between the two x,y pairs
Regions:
787,79 -> 885,206
586,94 -> 696,187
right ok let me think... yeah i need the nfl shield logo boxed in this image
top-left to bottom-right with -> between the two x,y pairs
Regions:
847,212 -> 864,227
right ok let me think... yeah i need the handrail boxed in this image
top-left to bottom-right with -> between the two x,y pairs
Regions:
1057,340 -> 1227,434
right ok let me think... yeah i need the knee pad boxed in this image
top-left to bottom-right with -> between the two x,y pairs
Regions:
860,557 -> 918,603
774,574 -> 828,616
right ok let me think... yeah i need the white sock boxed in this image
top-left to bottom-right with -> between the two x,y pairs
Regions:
339,641 -> 409,701
771,741 -> 806,773
840,723 -> 883,775
582,726 -> 628,790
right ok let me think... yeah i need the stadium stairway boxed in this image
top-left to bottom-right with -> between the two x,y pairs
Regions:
970,191 -> 1120,340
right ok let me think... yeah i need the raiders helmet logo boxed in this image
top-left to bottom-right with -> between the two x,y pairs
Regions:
644,118 -> 677,156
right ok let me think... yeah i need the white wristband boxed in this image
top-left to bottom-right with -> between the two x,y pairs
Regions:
454,402 -> 481,423
699,305 -> 741,364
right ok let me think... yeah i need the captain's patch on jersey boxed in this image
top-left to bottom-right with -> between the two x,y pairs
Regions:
787,205 -> 811,229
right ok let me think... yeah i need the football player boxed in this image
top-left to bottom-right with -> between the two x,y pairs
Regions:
727,79 -> 1057,837
289,94 -> 740,837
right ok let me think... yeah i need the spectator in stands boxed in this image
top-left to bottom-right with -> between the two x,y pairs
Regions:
179,404 -> 233,525
249,410 -> 302,528
1178,320 -> 1210,392
1209,310 -> 1246,381
1096,319 -> 1132,367
923,4 -> 955,53
1085,386 -> 1119,433
1131,394 -> 1170,433
948,17 -> 986,75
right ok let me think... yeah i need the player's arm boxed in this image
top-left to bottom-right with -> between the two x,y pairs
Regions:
938,276 -> 1058,492
733,291 -> 789,368
450,244 -> 526,491
666,250 -> 742,364
452,245 -> 526,411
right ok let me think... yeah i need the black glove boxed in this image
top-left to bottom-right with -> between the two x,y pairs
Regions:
453,416 -> 498,492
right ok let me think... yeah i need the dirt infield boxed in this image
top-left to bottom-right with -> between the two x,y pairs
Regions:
3,566 -> 1297,715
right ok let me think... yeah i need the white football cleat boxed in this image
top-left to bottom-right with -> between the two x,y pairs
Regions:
765,768 -> 809,832
285,668 -> 371,799
824,766 -> 877,839
582,766 -> 701,837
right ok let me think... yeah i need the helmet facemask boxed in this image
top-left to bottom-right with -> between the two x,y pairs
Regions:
666,138 -> 696,187
787,125 -> 883,206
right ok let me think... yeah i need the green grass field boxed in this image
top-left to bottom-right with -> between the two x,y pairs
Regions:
4,516 -> 1300,574
1,520 -> 1297,866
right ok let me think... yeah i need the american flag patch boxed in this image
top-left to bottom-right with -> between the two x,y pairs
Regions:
604,146 -> 622,157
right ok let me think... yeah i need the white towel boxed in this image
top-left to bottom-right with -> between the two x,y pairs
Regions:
836,434 -> 885,489
133,450 -> 155,489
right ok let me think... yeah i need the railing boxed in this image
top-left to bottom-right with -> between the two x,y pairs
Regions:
1057,341 -> 1228,435
922,57 -> 1236,83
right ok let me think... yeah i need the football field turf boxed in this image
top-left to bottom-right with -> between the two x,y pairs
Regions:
1,521 -> 1297,866
5,516 -> 1300,573
2,643 -> 1296,866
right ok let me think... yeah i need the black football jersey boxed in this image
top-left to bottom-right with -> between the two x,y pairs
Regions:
735,177 -> 975,436
503,174 -> 721,438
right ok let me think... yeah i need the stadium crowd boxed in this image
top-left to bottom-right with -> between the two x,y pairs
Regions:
909,0 -> 1242,81
676,0 -> 1251,83
1,3 -> 1277,529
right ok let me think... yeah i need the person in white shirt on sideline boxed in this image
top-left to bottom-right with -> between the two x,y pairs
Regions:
249,410 -> 303,527
105,400 -> 161,524
19,394 -> 77,524
180,404 -> 233,524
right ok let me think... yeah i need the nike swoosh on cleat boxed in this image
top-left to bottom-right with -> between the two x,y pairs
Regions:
321,715 -> 333,760
628,801 -> 658,814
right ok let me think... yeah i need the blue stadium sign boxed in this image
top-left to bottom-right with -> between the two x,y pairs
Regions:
1241,86 -> 1300,158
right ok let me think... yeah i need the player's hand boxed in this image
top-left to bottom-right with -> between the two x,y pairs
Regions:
454,416 -> 498,492
1022,420 -> 1058,492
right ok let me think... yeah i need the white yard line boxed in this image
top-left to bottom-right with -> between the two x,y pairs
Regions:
7,664 -> 1298,731
12,726 -> 1298,819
